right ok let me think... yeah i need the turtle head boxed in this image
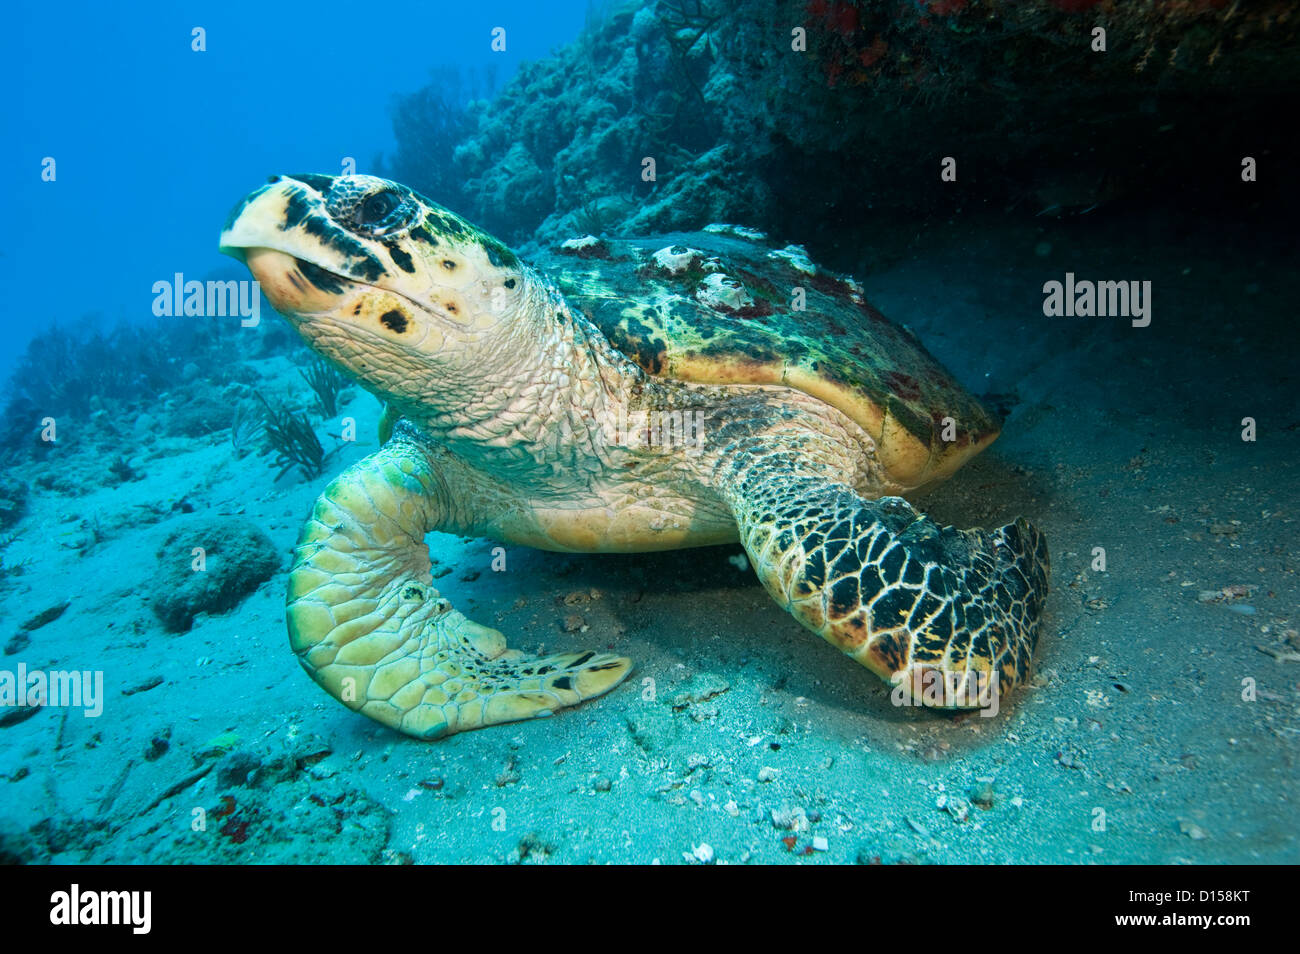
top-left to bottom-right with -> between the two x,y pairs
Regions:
219,173 -> 532,414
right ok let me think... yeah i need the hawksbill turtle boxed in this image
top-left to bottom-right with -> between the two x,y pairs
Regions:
219,173 -> 1049,740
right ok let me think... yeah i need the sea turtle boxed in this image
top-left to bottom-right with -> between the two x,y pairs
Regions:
219,173 -> 1050,740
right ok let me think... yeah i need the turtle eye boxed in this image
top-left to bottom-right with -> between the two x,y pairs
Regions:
357,190 -> 403,227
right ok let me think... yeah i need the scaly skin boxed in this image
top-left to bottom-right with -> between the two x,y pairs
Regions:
712,434 -> 1049,705
220,173 -> 1050,738
286,427 -> 631,738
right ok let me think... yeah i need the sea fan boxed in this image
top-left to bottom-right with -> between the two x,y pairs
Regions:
257,394 -> 324,480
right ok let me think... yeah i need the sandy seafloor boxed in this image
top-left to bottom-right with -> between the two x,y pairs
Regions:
1,207 -> 1296,865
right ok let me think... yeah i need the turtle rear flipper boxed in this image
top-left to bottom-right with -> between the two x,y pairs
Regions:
286,435 -> 631,739
723,468 -> 1049,709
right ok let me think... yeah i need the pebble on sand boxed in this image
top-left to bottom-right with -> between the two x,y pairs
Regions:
772,806 -> 810,831
1178,819 -> 1209,840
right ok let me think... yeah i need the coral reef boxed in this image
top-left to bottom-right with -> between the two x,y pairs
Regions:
384,0 -> 1298,267
7,737 -> 391,864
383,64 -> 499,212
150,517 -> 280,633
300,356 -> 348,419
257,395 -> 325,480
163,379 -> 237,439
0,285 -> 287,464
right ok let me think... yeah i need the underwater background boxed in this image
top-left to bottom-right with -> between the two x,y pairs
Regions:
1,0 -> 1297,864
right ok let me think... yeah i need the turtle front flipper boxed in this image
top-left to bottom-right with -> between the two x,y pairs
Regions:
286,435 -> 632,740
723,467 -> 1049,709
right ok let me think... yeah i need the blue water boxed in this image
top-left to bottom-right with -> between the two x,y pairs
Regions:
0,0 -> 589,380
1,0 -> 1296,869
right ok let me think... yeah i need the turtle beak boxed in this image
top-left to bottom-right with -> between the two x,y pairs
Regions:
219,179 -> 357,315
240,247 -> 350,316
219,177 -> 300,259
218,174 -> 338,258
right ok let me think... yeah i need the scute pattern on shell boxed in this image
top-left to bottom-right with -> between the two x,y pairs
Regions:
543,230 -> 1001,488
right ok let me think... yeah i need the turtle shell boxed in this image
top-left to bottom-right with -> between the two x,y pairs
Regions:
540,229 -> 1000,490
